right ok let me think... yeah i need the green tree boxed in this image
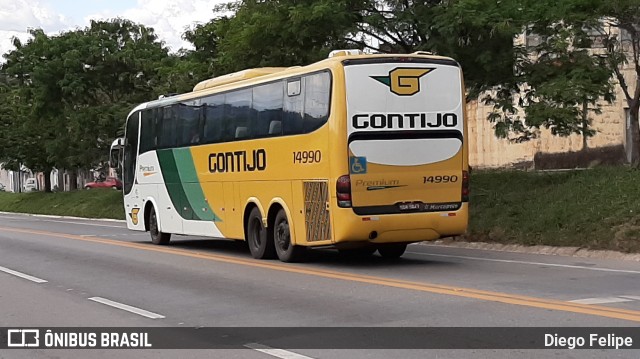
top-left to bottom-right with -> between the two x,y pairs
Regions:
0,69 -> 29,174
591,0 -> 640,164
522,48 -> 615,149
193,0 -> 515,95
54,19 -> 169,188
1,31 -> 58,190
440,0 -> 616,147
358,0 -> 519,96
1,19 -> 171,191
199,0 -> 612,147
187,0 -> 366,74
155,53 -> 211,95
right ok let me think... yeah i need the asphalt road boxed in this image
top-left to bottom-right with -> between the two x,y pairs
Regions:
1,212 -> 640,358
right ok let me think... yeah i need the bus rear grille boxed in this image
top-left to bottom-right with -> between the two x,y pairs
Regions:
303,181 -> 332,242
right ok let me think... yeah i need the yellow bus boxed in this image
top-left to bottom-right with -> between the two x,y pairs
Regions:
116,50 -> 469,262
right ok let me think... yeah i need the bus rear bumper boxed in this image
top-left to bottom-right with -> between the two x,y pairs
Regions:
330,203 -> 468,245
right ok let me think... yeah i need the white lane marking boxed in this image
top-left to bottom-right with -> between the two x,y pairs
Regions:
245,343 -> 315,359
0,216 -> 27,220
0,265 -> 48,283
620,295 -> 640,301
569,297 -> 634,305
406,251 -> 640,274
88,297 -> 165,319
38,219 -> 124,228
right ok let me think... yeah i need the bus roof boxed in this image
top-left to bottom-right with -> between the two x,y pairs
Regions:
193,67 -> 292,92
132,51 -> 458,113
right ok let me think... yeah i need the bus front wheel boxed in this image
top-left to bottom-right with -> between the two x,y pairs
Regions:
377,243 -> 407,259
149,206 -> 171,245
246,207 -> 275,259
273,209 -> 306,262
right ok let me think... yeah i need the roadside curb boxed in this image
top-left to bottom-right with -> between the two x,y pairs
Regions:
0,211 -> 126,223
422,239 -> 640,262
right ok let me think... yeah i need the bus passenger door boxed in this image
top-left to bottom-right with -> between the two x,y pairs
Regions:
123,111 -> 145,231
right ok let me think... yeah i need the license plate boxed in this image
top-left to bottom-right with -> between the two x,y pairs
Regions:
398,202 -> 422,211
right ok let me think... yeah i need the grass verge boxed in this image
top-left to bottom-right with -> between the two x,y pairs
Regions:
0,167 -> 639,252
0,189 -> 124,220
467,167 -> 640,253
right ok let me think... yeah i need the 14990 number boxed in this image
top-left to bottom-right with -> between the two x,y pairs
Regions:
293,150 -> 322,164
423,175 -> 458,184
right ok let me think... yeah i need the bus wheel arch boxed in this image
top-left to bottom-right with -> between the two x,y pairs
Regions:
144,200 -> 170,245
243,199 -> 266,234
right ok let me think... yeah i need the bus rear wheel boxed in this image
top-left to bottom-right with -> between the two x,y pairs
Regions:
149,206 -> 171,245
377,243 -> 407,259
273,209 -> 306,262
246,207 -> 275,259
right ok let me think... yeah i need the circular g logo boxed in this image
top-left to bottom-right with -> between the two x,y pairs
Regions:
371,67 -> 434,96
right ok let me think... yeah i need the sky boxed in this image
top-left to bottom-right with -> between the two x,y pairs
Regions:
0,0 -> 228,58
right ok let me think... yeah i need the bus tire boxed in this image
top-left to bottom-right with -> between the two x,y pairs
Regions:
149,206 -> 171,245
246,207 -> 275,259
377,243 -> 407,259
273,209 -> 306,262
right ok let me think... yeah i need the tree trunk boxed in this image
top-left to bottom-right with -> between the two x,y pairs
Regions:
57,170 -> 64,191
630,104 -> 640,166
68,169 -> 78,191
44,170 -> 52,193
581,101 -> 588,151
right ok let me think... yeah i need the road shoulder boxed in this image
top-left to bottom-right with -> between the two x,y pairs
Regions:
423,238 -> 640,262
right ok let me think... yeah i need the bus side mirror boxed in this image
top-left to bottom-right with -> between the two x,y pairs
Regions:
109,149 -> 118,169
109,137 -> 124,169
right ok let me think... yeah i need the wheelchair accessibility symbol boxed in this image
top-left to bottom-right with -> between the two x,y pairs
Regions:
350,156 -> 367,174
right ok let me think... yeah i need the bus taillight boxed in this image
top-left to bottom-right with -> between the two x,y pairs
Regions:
336,175 -> 352,208
462,170 -> 469,202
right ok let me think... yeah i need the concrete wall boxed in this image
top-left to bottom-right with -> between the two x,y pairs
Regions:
0,165 -> 34,193
468,61 -> 634,169
0,166 -> 95,192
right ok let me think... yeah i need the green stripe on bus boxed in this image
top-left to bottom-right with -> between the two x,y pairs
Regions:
157,149 -> 186,220
156,149 -> 221,222
173,148 -> 221,222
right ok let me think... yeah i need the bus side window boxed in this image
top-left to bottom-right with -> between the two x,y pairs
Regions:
303,72 -> 330,133
139,109 -> 156,153
157,106 -> 176,148
226,89 -> 252,140
176,102 -> 202,147
283,78 -> 304,135
203,94 -> 225,143
253,81 -> 283,138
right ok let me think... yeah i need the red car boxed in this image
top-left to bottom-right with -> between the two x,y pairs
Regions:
84,177 -> 122,190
